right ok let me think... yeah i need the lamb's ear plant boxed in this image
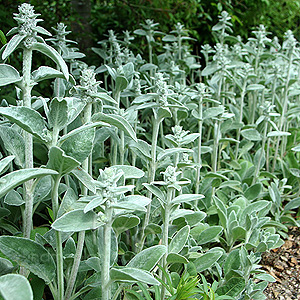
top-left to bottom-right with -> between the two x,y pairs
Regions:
0,3 -> 69,241
2,5 -> 300,300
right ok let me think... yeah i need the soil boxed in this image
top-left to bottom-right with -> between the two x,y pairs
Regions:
262,227 -> 300,300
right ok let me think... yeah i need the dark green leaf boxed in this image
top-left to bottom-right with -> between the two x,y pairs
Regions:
244,183 -> 262,201
216,277 -> 245,297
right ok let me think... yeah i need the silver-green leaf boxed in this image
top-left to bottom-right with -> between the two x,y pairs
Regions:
52,209 -> 104,232
0,236 -> 56,283
0,64 -> 21,86
0,274 -> 33,300
0,168 -> 58,198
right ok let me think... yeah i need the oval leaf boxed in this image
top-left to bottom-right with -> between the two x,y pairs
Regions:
0,64 -> 21,86
110,267 -> 160,285
112,215 -> 140,236
52,209 -> 104,232
0,274 -> 33,300
196,226 -> 223,245
169,225 -> 190,254
111,165 -> 144,179
241,128 -> 261,141
127,245 -> 167,271
92,112 -> 137,142
32,42 -> 69,81
0,236 -> 56,283
0,168 -> 58,198
193,251 -> 223,272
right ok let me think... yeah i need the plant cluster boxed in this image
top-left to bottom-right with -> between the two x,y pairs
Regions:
0,4 -> 300,300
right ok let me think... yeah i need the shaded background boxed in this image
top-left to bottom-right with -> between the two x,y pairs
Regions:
1,0 -> 300,65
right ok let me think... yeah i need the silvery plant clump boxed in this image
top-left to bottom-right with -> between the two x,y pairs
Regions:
0,3 -> 299,300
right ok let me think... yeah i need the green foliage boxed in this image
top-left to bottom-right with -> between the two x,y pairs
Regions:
1,3 -> 300,300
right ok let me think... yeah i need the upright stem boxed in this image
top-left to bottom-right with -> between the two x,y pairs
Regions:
252,120 -> 268,184
54,48 -> 63,98
195,98 -> 203,195
52,176 -> 64,300
272,52 -> 293,172
22,48 -> 34,239
212,122 -> 220,173
138,118 -> 161,251
160,187 -> 173,299
65,102 -> 92,300
102,206 -> 113,300
235,81 -> 247,159
119,130 -> 125,164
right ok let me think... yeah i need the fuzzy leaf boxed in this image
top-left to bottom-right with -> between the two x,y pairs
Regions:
267,131 -> 291,137
157,148 -> 193,161
0,236 -> 56,283
203,106 -> 224,119
0,155 -> 15,176
171,194 -> 205,205
111,165 -> 144,179
0,64 -> 21,86
216,277 -> 246,297
196,226 -> 223,245
166,253 -> 189,264
244,183 -> 262,201
59,127 -> 95,163
110,267 -> 160,285
0,168 -> 58,198
284,197 -> 300,211
48,97 -> 68,130
143,183 -> 165,202
52,209 -> 104,232
0,274 -> 33,300
169,225 -> 190,254
32,42 -> 69,81
0,258 -> 14,276
193,251 -> 223,272
31,66 -> 74,84
0,107 -> 49,142
2,34 -> 26,60
0,126 -> 25,168
46,147 -> 80,176
241,128 -> 261,141
4,189 -> 24,206
92,112 -> 137,141
127,245 -> 167,271
115,76 -> 128,92
83,196 -> 105,213
71,167 -> 97,194
112,215 -> 140,236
